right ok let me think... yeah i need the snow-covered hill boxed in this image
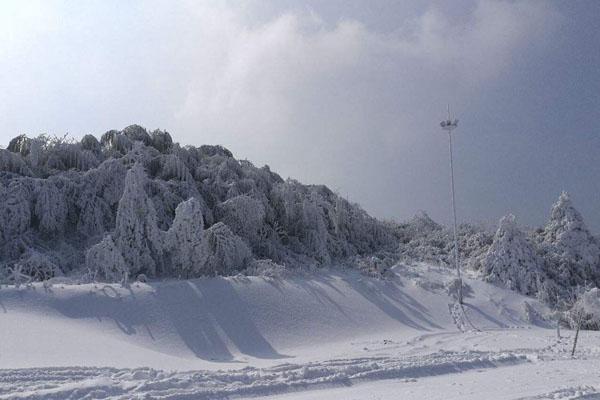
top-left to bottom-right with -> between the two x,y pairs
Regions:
6,264 -> 599,399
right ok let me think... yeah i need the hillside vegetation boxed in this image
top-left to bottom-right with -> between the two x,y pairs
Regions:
1,125 -> 599,307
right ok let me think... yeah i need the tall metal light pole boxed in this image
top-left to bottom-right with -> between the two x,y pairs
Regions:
440,105 -> 463,304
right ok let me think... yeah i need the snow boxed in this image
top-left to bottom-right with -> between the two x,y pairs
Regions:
2,264 -> 600,399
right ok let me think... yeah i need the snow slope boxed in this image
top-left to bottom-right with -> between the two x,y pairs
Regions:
0,264 -> 543,369
2,263 -> 599,399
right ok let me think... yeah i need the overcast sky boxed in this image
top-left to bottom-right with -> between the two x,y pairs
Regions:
1,0 -> 599,231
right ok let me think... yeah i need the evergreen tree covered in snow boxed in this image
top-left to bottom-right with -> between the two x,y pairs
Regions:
113,163 -> 163,277
537,192 -> 600,287
481,214 -> 544,295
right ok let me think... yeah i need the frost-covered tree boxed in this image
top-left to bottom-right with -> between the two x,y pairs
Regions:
215,195 -> 266,250
0,180 -> 32,239
77,186 -> 112,238
158,154 -> 192,182
113,163 -> 163,277
0,149 -> 32,175
33,179 -> 68,236
81,134 -> 101,154
165,198 -> 207,277
85,234 -> 128,282
203,222 -> 252,275
122,124 -> 152,146
537,192 -> 600,287
405,211 -> 442,237
150,129 -> 173,153
101,130 -> 132,155
481,214 -> 544,295
271,181 -> 331,263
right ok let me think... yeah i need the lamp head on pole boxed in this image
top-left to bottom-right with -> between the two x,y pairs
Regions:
440,104 -> 459,132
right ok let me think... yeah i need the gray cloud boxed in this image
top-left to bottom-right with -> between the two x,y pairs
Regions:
0,0 -> 574,229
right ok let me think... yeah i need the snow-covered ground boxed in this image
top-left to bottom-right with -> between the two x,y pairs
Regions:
1,264 -> 599,399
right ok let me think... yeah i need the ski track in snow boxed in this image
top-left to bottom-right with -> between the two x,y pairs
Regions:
0,350 -> 528,399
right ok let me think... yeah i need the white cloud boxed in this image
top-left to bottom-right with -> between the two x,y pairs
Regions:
0,0 -> 560,222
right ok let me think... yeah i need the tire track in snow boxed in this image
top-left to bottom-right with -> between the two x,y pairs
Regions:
0,350 -> 528,399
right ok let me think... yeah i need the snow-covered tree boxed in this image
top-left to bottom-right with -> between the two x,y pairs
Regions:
203,222 -> 252,275
481,214 -> 544,295
165,198 -> 207,278
0,180 -> 32,240
0,149 -> 32,175
85,234 -> 128,282
81,134 -> 101,154
537,192 -> 600,287
113,163 -> 163,277
122,124 -> 152,146
77,186 -> 112,238
405,211 -> 443,237
33,179 -> 68,236
150,129 -> 173,153
215,195 -> 266,250
158,154 -> 192,182
101,130 -> 132,155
